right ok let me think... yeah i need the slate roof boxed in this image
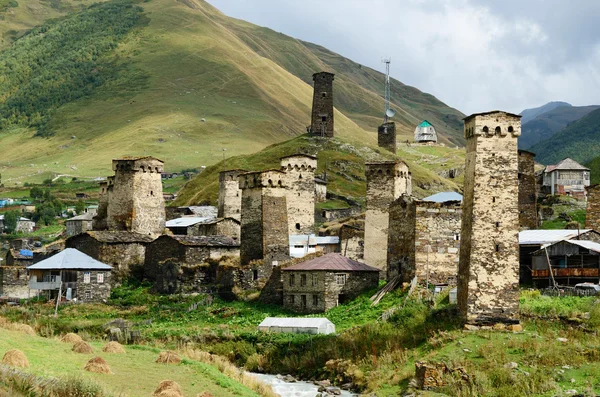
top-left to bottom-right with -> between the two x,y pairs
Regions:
27,248 -> 112,271
283,253 -> 379,272
545,158 -> 589,172
67,213 -> 94,222
168,235 -> 239,247
289,235 -> 340,246
422,192 -> 463,203
166,217 -> 213,228
83,231 -> 155,243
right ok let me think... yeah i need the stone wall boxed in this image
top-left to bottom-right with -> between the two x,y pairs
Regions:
310,72 -> 335,138
153,260 -> 217,294
0,266 -> 29,298
378,122 -> 397,153
315,181 -> 327,202
316,207 -> 362,224
193,218 -> 241,240
93,180 -> 110,230
458,111 -> 521,325
281,155 -> 316,235
586,185 -> 600,231
518,150 -> 538,230
218,169 -> 246,221
339,225 -> 364,262
66,219 -> 93,237
364,161 -> 411,277
76,270 -> 111,302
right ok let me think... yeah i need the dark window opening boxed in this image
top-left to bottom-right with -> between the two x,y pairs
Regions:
295,223 -> 301,230
495,222 -> 500,228
322,211 -> 326,218
492,197 -> 496,203
301,295 -> 307,309
495,126 -> 501,135
321,116 -> 327,122
508,126 -> 514,133
300,274 -> 306,287
289,295 -> 295,304
289,274 -> 295,286
321,92 -> 327,98
252,269 -> 258,281
313,294 -> 319,306
483,126 -> 489,134
495,244 -> 500,252
150,191 -> 154,196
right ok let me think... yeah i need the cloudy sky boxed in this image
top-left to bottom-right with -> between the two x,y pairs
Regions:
208,0 -> 600,115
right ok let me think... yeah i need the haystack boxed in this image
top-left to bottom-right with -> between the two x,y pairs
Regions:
60,333 -> 83,344
72,341 -> 94,354
155,351 -> 181,364
102,341 -> 125,354
153,380 -> 183,397
10,323 -> 35,336
1,349 -> 29,368
84,356 -> 111,374
197,393 -> 214,397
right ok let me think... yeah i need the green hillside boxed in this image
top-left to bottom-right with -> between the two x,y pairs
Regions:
530,108 -> 600,165
0,0 -> 464,186
519,101 -> 571,124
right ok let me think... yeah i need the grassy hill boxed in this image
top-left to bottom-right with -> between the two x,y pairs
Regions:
530,108 -> 600,166
0,0 -> 464,186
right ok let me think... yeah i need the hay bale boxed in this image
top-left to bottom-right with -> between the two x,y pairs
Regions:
72,341 -> 94,354
84,356 -> 111,374
10,323 -> 36,336
1,349 -> 29,368
155,351 -> 181,365
60,333 -> 83,344
153,380 -> 183,397
197,393 -> 214,397
102,341 -> 125,354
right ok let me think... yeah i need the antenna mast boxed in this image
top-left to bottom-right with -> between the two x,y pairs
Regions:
382,58 -> 393,123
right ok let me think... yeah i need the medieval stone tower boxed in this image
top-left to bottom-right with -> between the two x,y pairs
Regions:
280,154 -> 317,235
364,160 -> 412,277
106,156 -> 166,237
458,111 -> 521,324
92,177 -> 112,230
518,150 -> 538,230
310,72 -> 335,137
378,122 -> 397,153
239,170 -> 290,267
218,169 -> 247,221
585,184 -> 600,231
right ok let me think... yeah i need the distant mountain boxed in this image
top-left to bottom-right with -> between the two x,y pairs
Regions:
520,101 -> 571,124
530,108 -> 600,165
519,105 -> 600,149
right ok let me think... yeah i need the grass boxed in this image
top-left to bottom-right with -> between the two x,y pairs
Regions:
539,196 -> 587,229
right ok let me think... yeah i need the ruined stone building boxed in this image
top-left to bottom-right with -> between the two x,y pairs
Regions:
414,120 -> 438,144
281,154 -> 317,235
388,193 -> 462,283
282,253 -> 379,313
218,169 -> 247,221
165,216 -> 240,240
518,150 -> 538,230
315,177 -> 327,202
542,157 -> 590,199
309,72 -> 335,137
363,160 -> 412,277
92,178 -> 111,230
378,122 -> 397,153
586,184 -> 600,231
458,111 -> 521,325
339,224 -> 365,262
66,213 -> 94,237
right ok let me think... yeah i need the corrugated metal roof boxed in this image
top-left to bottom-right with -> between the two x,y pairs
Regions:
283,253 -> 379,272
0,215 -> 32,221
259,317 -> 333,328
564,240 -> 600,253
422,192 -> 463,203
519,229 -> 593,245
166,217 -> 212,227
316,236 -> 339,245
27,248 -> 112,270
67,213 -> 94,221
289,235 -> 339,245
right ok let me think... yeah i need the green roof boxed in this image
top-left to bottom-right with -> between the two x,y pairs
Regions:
418,120 -> 432,128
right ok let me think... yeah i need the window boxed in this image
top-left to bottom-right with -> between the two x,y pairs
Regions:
495,126 -> 501,135
83,272 -> 91,284
294,245 -> 305,249
150,190 -> 154,196
289,295 -> 295,304
482,126 -> 489,134
454,234 -> 460,241
311,274 -> 316,286
97,273 -> 104,283
300,274 -> 306,287
492,197 -> 496,203
508,126 -> 514,133
252,269 -> 258,281
495,222 -> 500,228
301,295 -> 307,309
85,291 -> 91,300
313,295 -> 319,306
495,244 -> 500,253
295,223 -> 301,230
321,116 -> 327,122
336,274 -> 347,285
289,274 -> 295,286
321,92 -> 327,98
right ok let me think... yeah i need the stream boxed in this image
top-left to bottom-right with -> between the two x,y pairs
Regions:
249,373 -> 358,397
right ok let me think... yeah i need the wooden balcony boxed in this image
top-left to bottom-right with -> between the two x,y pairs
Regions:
532,268 -> 599,278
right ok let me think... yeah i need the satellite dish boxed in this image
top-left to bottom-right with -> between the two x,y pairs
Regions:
385,108 -> 396,118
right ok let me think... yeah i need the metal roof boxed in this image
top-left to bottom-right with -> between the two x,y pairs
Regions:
563,240 -> 600,253
0,215 -> 32,221
519,229 -> 593,245
27,248 -> 112,271
422,192 -> 463,203
166,217 -> 212,227
418,120 -> 433,128
258,317 -> 333,328
283,253 -> 379,272
67,213 -> 94,222
289,235 -> 340,246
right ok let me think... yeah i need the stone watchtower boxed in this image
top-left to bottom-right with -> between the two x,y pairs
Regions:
518,150 -> 538,230
280,154 -> 317,235
92,177 -> 112,231
364,160 -> 412,278
106,156 -> 166,237
310,72 -> 335,137
218,169 -> 247,221
378,122 -> 397,153
458,111 -> 521,325
239,170 -> 290,267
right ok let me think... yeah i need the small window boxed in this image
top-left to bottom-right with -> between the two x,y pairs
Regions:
313,294 -> 319,306
482,126 -> 489,134
321,92 -> 327,98
495,222 -> 500,228
321,116 -> 327,122
454,234 -> 460,241
322,211 -> 326,218
85,291 -> 91,300
289,295 -> 295,304
336,274 -> 347,285
495,244 -> 500,253
508,126 -> 514,133
300,274 -> 306,287
492,197 -> 496,203
294,245 -> 304,249
150,190 -> 154,196
97,273 -> 104,284
83,272 -> 91,284
495,126 -> 501,135
252,269 -> 258,281
311,274 -> 316,286
301,295 -> 307,309
289,274 -> 295,286
295,223 -> 301,230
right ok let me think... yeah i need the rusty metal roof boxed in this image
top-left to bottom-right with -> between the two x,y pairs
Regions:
282,253 -> 379,272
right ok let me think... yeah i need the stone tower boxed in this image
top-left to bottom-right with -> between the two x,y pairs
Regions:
218,169 -> 247,221
310,72 -> 335,137
518,150 -> 538,230
363,160 -> 412,277
458,111 -> 521,325
585,184 -> 600,231
106,156 -> 166,237
239,170 -> 290,267
92,178 -> 112,231
378,122 -> 397,153
280,154 -> 317,235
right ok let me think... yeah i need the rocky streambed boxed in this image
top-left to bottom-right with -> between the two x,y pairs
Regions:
249,373 -> 358,397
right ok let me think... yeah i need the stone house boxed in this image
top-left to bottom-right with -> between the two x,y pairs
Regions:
0,249 -> 30,298
27,248 -> 112,303
282,253 -> 379,313
66,213 -> 94,237
338,224 -> 364,262
0,215 -> 35,234
166,216 -> 240,240
542,158 -> 590,199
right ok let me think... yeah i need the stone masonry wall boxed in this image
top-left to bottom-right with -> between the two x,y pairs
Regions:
218,169 -> 246,221
281,155 -> 316,235
585,185 -> 600,231
0,266 -> 29,299
458,111 -> 521,324
76,270 -> 111,302
93,180 -> 109,230
518,150 -> 538,230
378,122 -> 397,153
310,72 -> 335,138
388,195 -> 417,281
339,225 -> 364,262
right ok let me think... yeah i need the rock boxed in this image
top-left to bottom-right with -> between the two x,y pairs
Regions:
493,323 -> 506,331
415,361 -> 447,390
508,324 -> 523,332
462,348 -> 471,353
464,324 -> 479,331
556,337 -> 568,343
570,378 -> 576,383
315,380 -> 331,388
562,365 -> 571,369
504,362 -> 518,369
564,390 -> 577,395
325,386 -> 341,395
480,325 -> 493,330
318,386 -> 326,392
283,374 -> 296,383
275,374 -> 283,380
201,118 -> 206,122
341,383 -> 353,390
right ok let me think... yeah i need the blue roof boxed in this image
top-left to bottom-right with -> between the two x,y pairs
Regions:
422,192 -> 463,203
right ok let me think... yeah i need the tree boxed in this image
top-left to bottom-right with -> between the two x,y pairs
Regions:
75,200 -> 85,215
30,186 -> 43,200
3,210 -> 21,233
33,202 -> 58,226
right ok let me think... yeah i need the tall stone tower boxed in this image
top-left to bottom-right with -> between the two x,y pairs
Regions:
518,150 -> 537,230
378,122 -> 397,153
218,169 -> 247,221
280,154 -> 317,235
92,177 -> 112,231
239,170 -> 290,267
107,156 -> 166,237
310,72 -> 335,137
458,111 -> 521,325
363,160 -> 412,277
